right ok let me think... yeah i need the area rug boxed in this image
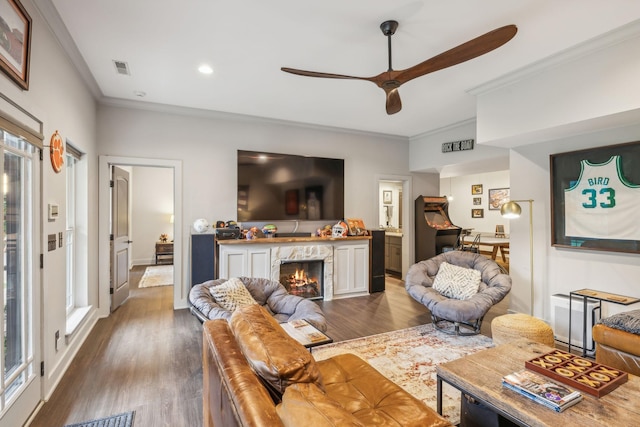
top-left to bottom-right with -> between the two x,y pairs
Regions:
312,324 -> 494,424
64,411 -> 135,427
138,265 -> 173,288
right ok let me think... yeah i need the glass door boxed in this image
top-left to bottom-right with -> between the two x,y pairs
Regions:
0,129 -> 40,425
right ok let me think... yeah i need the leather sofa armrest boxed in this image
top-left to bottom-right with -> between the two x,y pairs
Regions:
203,320 -> 284,427
593,323 -> 640,357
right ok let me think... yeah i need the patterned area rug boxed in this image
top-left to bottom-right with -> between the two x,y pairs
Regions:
64,411 -> 135,427
138,265 -> 173,288
312,323 -> 494,424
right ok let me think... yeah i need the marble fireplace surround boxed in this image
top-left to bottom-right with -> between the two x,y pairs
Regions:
271,244 -> 334,300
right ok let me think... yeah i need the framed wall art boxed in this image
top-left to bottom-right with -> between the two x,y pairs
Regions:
471,184 -> 483,195
383,190 -> 392,204
471,208 -> 484,219
473,197 -> 482,205
0,0 -> 31,90
346,218 -> 367,236
488,188 -> 510,210
550,141 -> 640,254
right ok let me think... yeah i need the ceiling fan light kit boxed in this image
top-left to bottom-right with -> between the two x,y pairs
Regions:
282,21 -> 517,115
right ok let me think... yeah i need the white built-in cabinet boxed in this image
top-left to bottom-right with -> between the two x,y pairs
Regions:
218,239 -> 370,299
219,246 -> 271,279
333,243 -> 369,297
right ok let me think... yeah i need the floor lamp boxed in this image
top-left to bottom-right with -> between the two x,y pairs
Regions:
500,199 -> 534,316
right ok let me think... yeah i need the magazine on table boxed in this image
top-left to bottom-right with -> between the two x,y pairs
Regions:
288,319 -> 309,328
281,320 -> 330,345
502,370 -> 583,412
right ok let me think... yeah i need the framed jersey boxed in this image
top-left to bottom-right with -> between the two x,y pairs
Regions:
550,141 -> 640,254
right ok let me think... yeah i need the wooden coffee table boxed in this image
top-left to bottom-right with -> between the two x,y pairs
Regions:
436,339 -> 640,426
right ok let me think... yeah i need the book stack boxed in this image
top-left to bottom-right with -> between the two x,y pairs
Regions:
502,370 -> 583,412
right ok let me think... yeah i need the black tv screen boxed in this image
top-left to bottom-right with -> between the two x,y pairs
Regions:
237,150 -> 344,222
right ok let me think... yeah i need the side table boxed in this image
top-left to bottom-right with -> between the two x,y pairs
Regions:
280,320 -> 332,349
568,289 -> 640,357
155,242 -> 174,265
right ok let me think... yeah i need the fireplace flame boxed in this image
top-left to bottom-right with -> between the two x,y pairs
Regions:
280,262 -> 322,299
292,269 -> 317,285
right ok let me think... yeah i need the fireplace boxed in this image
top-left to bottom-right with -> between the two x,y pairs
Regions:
280,260 -> 323,300
271,244 -> 334,300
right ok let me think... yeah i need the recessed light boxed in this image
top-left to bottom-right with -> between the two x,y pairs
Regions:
198,64 -> 213,75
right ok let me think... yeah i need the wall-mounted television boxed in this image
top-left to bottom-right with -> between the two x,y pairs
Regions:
237,150 -> 344,222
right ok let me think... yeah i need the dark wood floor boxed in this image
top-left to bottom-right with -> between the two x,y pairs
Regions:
29,268 -> 507,427
29,265 -> 203,427
318,274 -> 507,342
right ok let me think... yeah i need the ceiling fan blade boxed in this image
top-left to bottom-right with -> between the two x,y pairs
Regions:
281,67 -> 372,82
395,25 -> 517,85
385,88 -> 402,115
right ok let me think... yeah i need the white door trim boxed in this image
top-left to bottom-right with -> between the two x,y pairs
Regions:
98,156 -> 184,318
375,174 -> 413,276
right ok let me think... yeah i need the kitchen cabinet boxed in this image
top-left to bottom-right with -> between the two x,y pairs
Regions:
385,235 -> 402,274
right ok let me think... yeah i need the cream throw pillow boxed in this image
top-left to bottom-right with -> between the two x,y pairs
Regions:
209,277 -> 257,311
432,262 -> 481,300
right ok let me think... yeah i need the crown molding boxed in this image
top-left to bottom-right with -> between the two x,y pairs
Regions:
409,118 -> 477,142
469,18 -> 640,96
32,0 -> 102,99
98,97 -> 409,142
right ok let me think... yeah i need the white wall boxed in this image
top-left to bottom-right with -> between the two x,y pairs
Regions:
410,120 -> 510,175
96,102 -> 411,292
507,125 -> 640,318
131,166 -> 174,265
439,171 -> 511,234
475,20 -> 640,148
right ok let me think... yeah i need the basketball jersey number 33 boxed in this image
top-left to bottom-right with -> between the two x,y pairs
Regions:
564,155 -> 640,240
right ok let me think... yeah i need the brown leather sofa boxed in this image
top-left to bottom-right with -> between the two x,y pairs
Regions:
203,304 -> 452,427
593,314 -> 640,376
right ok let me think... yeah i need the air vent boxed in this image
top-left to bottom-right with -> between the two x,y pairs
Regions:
113,60 -> 130,76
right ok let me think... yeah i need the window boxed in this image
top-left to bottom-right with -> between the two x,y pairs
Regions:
65,151 -> 77,314
65,143 -> 89,333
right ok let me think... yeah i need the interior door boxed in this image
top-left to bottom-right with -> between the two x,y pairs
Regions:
111,166 -> 131,310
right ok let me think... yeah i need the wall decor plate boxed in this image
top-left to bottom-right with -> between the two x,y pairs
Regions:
50,130 -> 64,173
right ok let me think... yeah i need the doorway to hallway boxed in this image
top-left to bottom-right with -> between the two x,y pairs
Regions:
99,156 -> 184,316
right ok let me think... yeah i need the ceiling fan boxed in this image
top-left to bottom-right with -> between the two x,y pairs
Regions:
281,21 -> 517,115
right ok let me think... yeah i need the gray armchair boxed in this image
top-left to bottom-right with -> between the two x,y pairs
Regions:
189,276 -> 327,332
405,251 -> 511,335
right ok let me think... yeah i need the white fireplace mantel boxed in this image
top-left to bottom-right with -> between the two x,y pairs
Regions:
218,237 -> 371,300
271,244 -> 334,300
